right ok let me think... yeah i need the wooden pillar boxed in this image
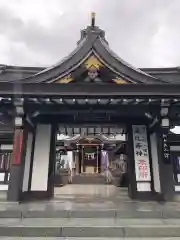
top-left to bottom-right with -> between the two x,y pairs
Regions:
126,124 -> 137,199
96,146 -> 99,173
75,151 -> 79,174
156,129 -> 175,201
47,124 -> 57,199
75,144 -> 80,174
7,116 -> 28,201
81,146 -> 84,173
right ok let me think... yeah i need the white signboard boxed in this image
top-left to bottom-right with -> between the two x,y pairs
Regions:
132,125 -> 151,181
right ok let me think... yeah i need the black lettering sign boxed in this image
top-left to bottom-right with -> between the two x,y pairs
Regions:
162,133 -> 170,164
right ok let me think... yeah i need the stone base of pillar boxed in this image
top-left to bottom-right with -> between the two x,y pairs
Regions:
20,191 -> 52,202
160,164 -> 175,201
130,191 -> 164,201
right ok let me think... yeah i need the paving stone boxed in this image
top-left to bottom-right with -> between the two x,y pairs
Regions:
0,218 -> 21,226
61,226 -> 124,238
0,217 -> 170,227
0,238 -> 180,240
0,226 -> 61,237
0,210 -> 22,218
115,218 -> 164,226
0,218 -> 180,237
22,210 -> 70,218
1,186 -> 180,238
124,226 -> 180,238
115,209 -> 163,219
69,209 -> 115,218
0,196 -> 180,219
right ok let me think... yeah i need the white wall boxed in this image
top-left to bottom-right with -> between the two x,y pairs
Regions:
31,125 -> 51,191
150,133 -> 161,193
22,133 -> 33,192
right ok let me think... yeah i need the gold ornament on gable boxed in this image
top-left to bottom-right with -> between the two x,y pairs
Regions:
55,74 -> 73,84
84,55 -> 103,70
112,77 -> 128,84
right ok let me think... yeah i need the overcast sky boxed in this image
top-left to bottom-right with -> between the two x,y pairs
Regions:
0,0 -> 179,68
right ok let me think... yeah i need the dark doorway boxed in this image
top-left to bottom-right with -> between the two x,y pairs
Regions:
53,125 -> 129,193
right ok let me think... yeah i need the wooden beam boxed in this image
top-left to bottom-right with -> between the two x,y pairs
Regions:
1,83 -> 180,97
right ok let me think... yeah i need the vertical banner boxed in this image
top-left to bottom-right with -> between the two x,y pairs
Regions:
132,125 -> 151,181
162,133 -> 170,164
12,129 -> 23,165
101,151 -> 109,171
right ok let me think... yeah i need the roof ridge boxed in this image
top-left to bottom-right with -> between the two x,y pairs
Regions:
99,37 -> 158,80
8,22 -> 171,84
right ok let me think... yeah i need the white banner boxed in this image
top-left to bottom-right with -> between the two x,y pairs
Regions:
132,125 -> 151,181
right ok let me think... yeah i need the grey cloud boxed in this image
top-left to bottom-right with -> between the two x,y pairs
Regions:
0,0 -> 179,67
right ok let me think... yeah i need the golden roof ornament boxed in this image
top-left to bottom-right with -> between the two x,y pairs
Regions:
91,12 -> 96,27
84,55 -> 103,69
55,74 -> 73,83
112,77 -> 128,84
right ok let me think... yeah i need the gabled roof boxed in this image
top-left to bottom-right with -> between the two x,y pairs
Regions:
141,67 -> 180,84
0,14 -> 175,84
0,64 -> 180,83
0,65 -> 44,82
15,23 -> 164,84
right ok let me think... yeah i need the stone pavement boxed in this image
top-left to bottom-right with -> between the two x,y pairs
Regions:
0,185 -> 180,237
0,238 -> 180,240
0,185 -> 180,218
0,217 -> 180,237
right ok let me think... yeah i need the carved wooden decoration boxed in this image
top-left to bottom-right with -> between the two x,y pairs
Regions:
84,55 -> 103,70
112,77 -> 129,84
55,74 -> 73,83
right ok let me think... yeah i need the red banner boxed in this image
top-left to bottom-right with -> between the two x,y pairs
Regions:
12,129 -> 23,165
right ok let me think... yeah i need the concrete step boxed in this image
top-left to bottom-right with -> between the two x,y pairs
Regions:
54,191 -> 130,201
0,218 -> 180,237
1,238 -> 180,240
0,238 -> 179,240
1,200 -> 180,219
1,206 -> 180,219
0,209 -> 169,219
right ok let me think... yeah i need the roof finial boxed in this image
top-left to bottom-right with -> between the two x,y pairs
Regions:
91,12 -> 96,27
